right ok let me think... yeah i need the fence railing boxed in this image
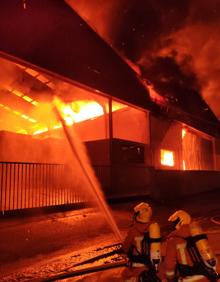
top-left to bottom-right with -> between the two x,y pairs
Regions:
0,162 -> 84,212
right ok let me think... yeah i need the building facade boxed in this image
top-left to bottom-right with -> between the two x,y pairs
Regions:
0,1 -> 220,213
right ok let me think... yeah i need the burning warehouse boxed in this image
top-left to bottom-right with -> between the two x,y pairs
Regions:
0,0 -> 220,214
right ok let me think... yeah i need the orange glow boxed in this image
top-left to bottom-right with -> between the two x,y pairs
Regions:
111,101 -> 127,112
46,82 -> 55,89
25,68 -> 38,77
160,149 -> 174,167
37,75 -> 49,83
22,95 -> 33,102
53,124 -> 62,130
24,68 -> 51,85
21,114 -> 29,120
16,129 -> 28,135
3,106 -> 10,111
183,160 -> 186,170
53,97 -> 75,125
12,89 -> 23,97
31,101 -> 39,106
8,88 -> 39,107
13,110 -> 20,115
182,129 -> 186,139
54,97 -> 104,126
28,118 -> 37,123
141,82 -> 166,106
62,105 -> 75,125
71,101 -> 104,122
148,85 -> 166,105
33,127 -> 48,135
0,100 -> 38,127
1,87 -> 127,137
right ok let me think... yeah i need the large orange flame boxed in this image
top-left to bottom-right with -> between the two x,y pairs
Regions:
53,97 -> 104,126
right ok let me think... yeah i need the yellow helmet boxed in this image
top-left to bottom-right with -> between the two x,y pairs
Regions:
168,210 -> 191,229
134,202 -> 152,223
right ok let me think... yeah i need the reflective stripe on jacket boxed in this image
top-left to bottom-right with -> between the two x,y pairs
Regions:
164,225 -> 209,282
123,221 -> 151,266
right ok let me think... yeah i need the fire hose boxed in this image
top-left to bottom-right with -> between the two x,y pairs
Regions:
33,242 -> 127,282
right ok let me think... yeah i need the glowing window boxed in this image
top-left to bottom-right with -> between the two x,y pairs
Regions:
160,149 -> 174,167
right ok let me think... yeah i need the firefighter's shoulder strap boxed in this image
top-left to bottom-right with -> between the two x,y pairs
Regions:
180,235 -> 220,281
127,232 -> 151,266
185,234 -> 208,247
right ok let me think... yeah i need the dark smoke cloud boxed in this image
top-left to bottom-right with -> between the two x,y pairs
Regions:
189,0 -> 220,24
108,0 -> 190,61
68,0 -> 220,120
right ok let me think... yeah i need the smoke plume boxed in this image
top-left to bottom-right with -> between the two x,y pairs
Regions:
67,0 -> 220,120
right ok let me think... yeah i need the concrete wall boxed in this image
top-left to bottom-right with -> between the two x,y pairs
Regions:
87,139 -> 152,198
2,123 -> 220,203
109,164 -> 152,199
85,139 -> 110,165
150,170 -> 220,201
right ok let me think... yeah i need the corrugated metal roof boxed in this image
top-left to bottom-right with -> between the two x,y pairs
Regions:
0,0 -> 155,111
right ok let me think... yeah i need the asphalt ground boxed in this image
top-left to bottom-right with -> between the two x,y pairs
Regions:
0,188 -> 220,281
64,188 -> 220,282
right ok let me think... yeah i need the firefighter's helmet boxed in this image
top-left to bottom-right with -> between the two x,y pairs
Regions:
168,210 -> 191,229
134,202 -> 152,223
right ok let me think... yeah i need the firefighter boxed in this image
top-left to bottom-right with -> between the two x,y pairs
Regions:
122,202 -> 162,281
164,209 -> 219,282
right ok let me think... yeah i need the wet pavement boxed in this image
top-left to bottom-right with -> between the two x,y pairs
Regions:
0,189 -> 220,281
67,189 -> 220,282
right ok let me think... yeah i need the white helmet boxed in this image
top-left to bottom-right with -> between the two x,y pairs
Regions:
168,210 -> 191,229
134,202 -> 152,223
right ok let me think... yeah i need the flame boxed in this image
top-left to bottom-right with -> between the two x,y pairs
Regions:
71,100 -> 104,122
160,149 -> 174,167
147,84 -> 166,105
62,105 -> 75,125
34,97 -> 126,136
0,91 -> 126,137
53,97 -> 104,126
183,160 -> 186,170
140,79 -> 166,106
182,129 -> 186,139
53,97 -> 75,125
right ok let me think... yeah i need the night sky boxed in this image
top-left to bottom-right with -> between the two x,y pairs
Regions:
68,0 -> 220,121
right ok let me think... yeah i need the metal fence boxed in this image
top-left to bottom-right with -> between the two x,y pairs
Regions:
0,162 -> 84,212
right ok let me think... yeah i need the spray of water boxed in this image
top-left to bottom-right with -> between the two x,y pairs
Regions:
53,97 -> 122,242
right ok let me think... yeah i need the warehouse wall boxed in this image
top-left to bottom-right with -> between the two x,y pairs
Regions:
150,169 -> 220,201
150,114 -> 182,170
